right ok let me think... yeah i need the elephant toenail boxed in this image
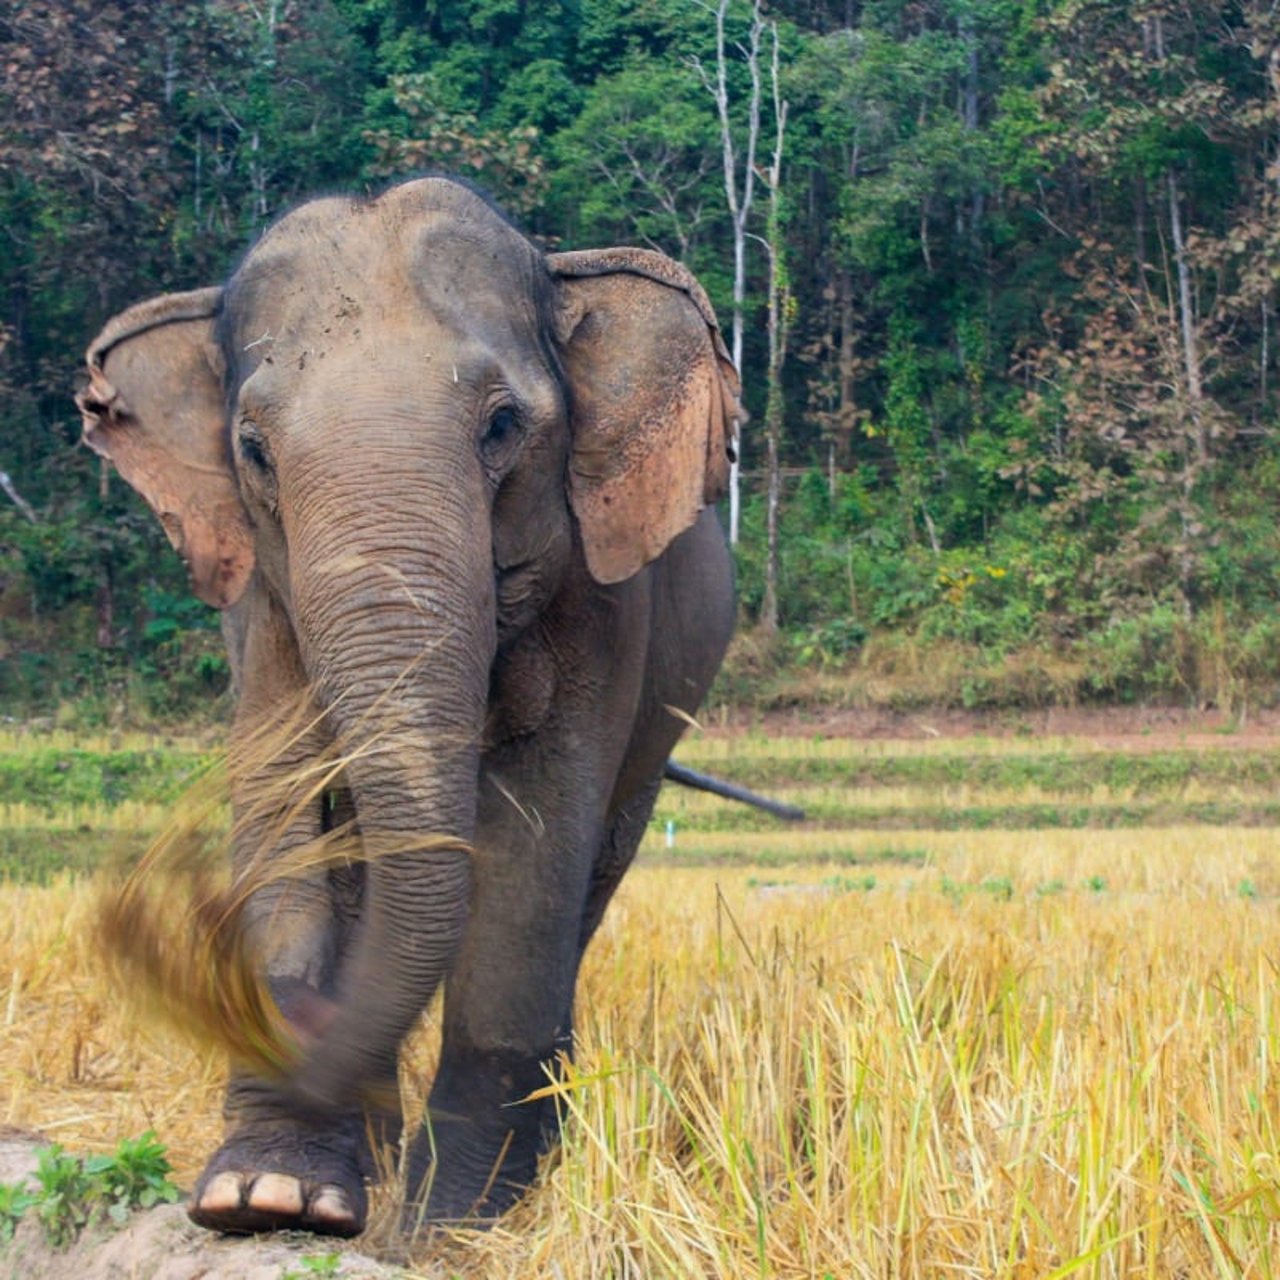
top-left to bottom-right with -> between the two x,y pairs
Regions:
309,1186 -> 355,1227
248,1172 -> 305,1215
199,1171 -> 245,1213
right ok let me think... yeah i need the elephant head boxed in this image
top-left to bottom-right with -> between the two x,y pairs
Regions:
77,178 -> 739,1112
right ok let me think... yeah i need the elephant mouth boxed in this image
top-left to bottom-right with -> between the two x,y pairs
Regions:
321,787 -> 356,835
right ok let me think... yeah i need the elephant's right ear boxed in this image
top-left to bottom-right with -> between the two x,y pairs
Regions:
76,288 -> 255,609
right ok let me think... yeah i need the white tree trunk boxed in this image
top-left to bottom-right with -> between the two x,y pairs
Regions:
760,24 -> 789,633
700,0 -> 763,545
1166,170 -> 1204,456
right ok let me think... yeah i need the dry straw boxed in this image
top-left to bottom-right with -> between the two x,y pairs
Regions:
94,684 -> 471,1094
6,711 -> 1280,1274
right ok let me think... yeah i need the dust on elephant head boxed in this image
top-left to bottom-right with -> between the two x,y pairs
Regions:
76,177 -> 739,1236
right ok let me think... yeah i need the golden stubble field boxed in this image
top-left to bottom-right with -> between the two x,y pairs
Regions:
2,732 -> 1280,1277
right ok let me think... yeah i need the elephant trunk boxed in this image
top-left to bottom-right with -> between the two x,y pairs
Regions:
278,426 -> 495,1108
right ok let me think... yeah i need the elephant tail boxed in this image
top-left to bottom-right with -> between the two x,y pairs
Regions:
662,760 -> 806,822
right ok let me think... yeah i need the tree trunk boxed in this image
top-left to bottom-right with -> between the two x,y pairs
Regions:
1166,168 -> 1204,619
1134,174 -> 1148,280
961,17 -> 982,238
1167,169 -> 1204,438
702,0 -> 763,546
728,230 -> 746,545
837,266 -> 857,469
96,559 -> 114,649
760,25 -> 789,635
761,330 -> 782,632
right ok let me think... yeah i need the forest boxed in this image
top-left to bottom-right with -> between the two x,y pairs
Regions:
3,0 -> 1280,722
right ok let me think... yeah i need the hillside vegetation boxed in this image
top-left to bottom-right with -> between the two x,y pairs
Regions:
4,0 -> 1280,721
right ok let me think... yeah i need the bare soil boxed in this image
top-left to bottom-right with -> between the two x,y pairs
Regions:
708,703 -> 1280,751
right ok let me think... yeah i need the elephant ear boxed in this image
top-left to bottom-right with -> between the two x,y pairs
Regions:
550,248 -> 741,585
76,288 -> 255,609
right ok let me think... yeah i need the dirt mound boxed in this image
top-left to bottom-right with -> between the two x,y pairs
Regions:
0,1136 -> 404,1280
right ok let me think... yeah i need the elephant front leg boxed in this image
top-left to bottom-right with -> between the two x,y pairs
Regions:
402,788 -> 663,1227
190,769 -> 381,1236
189,613 -> 391,1236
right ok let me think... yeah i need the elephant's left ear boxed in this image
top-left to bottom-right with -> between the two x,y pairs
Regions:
550,248 -> 740,585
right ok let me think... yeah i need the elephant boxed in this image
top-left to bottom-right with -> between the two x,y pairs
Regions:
76,177 -> 739,1238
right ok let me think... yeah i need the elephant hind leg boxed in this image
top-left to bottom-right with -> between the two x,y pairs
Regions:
579,775 -> 663,954
536,775 -> 665,1157
511,777 -> 663,1170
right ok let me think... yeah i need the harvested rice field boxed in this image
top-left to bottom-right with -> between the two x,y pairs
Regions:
1,726 -> 1278,1277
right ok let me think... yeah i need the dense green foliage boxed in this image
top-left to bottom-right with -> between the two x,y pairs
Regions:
3,0 -> 1279,718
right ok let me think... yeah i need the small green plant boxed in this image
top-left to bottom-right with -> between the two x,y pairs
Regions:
0,1181 -> 35,1243
823,873 -> 876,893
940,874 -> 1016,902
979,875 -> 1014,901
1085,875 -> 1108,893
1238,879 -> 1259,900
11,1133 -> 181,1247
1035,878 -> 1067,897
83,1130 -> 181,1224
283,1253 -> 345,1278
792,617 -> 868,666
32,1144 -> 96,1248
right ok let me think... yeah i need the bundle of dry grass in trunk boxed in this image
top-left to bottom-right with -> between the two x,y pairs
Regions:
96,691 -> 470,1093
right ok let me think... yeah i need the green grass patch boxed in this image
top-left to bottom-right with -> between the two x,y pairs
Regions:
671,747 -> 1280,794
0,748 -> 216,813
654,800 -> 1280,832
0,829 -> 150,884
641,844 -> 929,868
4,736 -> 1280,883
6,739 -> 1279,813
746,873 -> 879,893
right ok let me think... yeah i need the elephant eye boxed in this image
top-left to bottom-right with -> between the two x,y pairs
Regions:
480,406 -> 522,467
237,425 -> 271,473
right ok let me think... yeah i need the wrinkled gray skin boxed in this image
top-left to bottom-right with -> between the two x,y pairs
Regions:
77,179 -> 737,1238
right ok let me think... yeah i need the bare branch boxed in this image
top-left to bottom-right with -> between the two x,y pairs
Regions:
0,471 -> 38,524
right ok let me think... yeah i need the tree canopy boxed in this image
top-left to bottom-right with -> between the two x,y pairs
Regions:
3,0 -> 1279,719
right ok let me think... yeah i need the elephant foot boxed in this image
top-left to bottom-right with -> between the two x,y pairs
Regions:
188,1125 -> 368,1237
